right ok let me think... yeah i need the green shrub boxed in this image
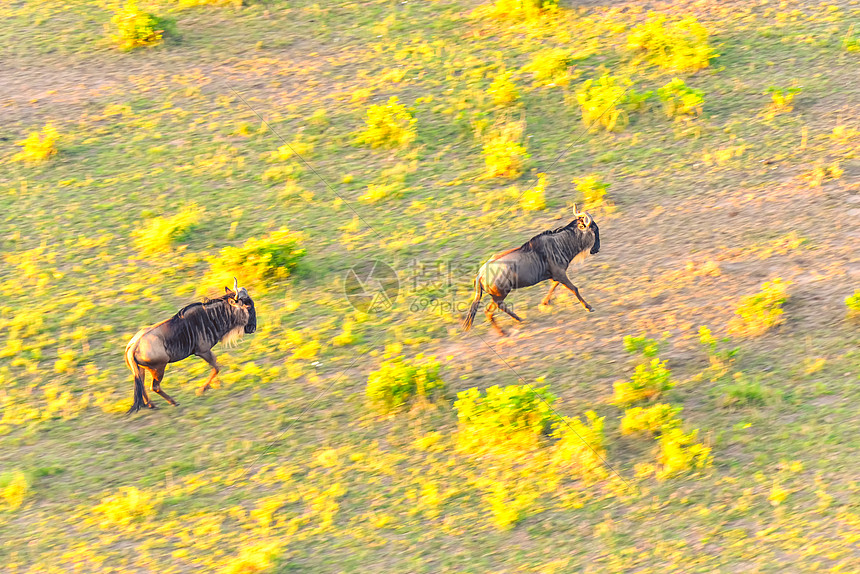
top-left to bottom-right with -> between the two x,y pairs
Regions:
111,1 -> 165,50
847,290 -> 860,316
766,86 -> 802,115
627,13 -> 716,72
455,384 -> 556,451
620,403 -> 682,436
12,123 -> 59,164
481,117 -> 530,179
133,204 -> 203,255
657,78 -> 704,118
727,278 -> 790,338
843,27 -> 860,52
365,355 -> 444,414
719,373 -> 773,408
358,96 -> 416,148
623,334 -> 663,358
613,358 -> 675,406
206,228 -> 305,289
698,325 -> 739,380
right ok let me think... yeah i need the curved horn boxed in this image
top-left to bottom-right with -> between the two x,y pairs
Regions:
583,212 -> 592,227
573,203 -> 580,216
232,277 -> 239,297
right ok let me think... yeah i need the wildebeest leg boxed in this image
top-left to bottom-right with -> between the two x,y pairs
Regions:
138,370 -> 155,409
495,298 -> 523,322
554,274 -> 594,312
150,365 -> 179,406
541,281 -> 560,306
485,301 -> 506,336
197,350 -> 220,394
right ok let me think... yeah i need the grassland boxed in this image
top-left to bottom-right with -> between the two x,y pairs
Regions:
1,0 -> 859,572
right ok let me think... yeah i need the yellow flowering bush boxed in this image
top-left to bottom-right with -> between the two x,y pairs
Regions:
455,384 -> 556,452
487,71 -> 520,106
657,428 -> 712,479
483,480 -> 541,530
620,403 -> 682,436
365,354 -> 444,414
523,48 -> 573,87
358,96 -> 417,148
133,204 -> 203,255
220,542 -> 282,574
0,471 -> 30,511
359,181 -> 399,204
12,123 -> 58,163
489,0 -> 558,20
482,117 -> 530,179
574,174 -> 609,210
576,74 -> 632,133
551,411 -> 608,482
846,290 -> 860,317
91,486 -> 155,528
767,86 -> 802,116
727,278 -> 791,337
519,172 -> 547,211
627,14 -> 716,72
111,0 -> 165,50
657,78 -> 704,118
613,358 -> 675,406
206,228 -> 306,288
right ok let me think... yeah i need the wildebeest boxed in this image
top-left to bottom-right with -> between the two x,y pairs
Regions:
463,206 -> 600,335
125,278 -> 257,413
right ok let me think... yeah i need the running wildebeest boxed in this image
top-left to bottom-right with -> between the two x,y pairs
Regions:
463,206 -> 600,335
125,278 -> 257,413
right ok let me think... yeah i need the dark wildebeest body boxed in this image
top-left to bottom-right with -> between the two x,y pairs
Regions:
463,207 -> 600,335
125,279 -> 257,413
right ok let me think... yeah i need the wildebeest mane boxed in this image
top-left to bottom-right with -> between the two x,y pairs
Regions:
518,220 -> 578,253
175,292 -> 236,319
165,294 -> 248,356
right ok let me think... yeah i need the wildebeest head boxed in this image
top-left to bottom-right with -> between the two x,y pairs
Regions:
573,205 -> 600,255
226,278 -> 257,334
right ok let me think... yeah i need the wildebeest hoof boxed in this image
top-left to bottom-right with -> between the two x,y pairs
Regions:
586,306 -> 595,312
146,403 -> 158,409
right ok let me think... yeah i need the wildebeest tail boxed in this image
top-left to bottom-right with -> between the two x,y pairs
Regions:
125,332 -> 147,414
462,274 -> 484,332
